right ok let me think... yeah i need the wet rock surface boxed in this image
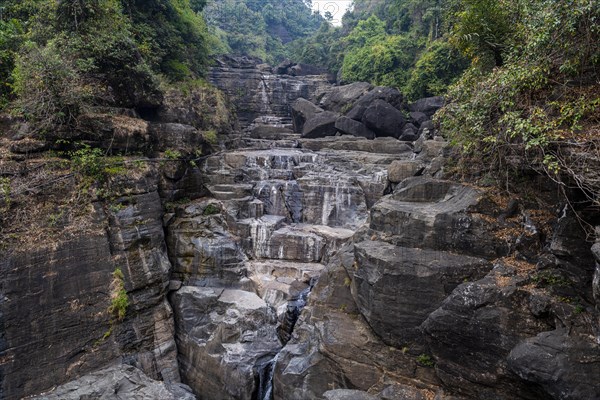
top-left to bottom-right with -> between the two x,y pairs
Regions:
3,59 -> 599,400
209,56 -> 332,128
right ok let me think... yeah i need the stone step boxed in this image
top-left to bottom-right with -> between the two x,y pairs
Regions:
241,138 -> 300,150
207,184 -> 254,198
248,128 -> 300,140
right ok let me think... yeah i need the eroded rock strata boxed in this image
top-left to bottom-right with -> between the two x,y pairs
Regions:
1,56 -> 599,400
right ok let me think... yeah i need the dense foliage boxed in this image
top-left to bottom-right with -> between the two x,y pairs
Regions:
289,0 -> 468,99
203,0 -> 323,64
439,0 -> 600,204
0,0 -> 214,132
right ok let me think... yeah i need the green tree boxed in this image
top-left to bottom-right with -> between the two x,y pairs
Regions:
448,0 -> 513,68
340,15 -> 420,88
405,40 -> 469,99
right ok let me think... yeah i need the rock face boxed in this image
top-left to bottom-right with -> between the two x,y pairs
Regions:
3,59 -> 599,400
171,287 -> 280,400
0,169 -> 182,399
209,56 -> 332,127
162,140 -> 418,399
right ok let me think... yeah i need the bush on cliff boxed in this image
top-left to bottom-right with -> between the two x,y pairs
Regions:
438,0 -> 600,204
1,0 -> 215,133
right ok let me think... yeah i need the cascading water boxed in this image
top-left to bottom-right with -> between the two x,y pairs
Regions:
255,354 -> 278,400
255,281 -> 315,400
277,283 -> 312,344
259,77 -> 272,115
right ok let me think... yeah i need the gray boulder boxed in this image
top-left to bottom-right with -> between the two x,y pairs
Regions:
362,99 -> 406,138
508,329 -> 600,400
408,96 -> 444,117
398,123 -> 419,141
335,116 -> 375,139
423,264 -> 554,399
409,111 -> 428,126
302,111 -> 340,139
291,98 -> 324,133
387,160 -> 422,183
319,82 -> 373,112
346,86 -> 404,121
417,120 -> 435,139
353,240 -> 491,346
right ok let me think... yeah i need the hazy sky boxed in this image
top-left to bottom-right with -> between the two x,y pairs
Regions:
311,1 -> 353,26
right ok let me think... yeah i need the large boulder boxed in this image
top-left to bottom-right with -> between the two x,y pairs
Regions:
417,120 -> 435,139
387,160 -> 423,183
367,177 -> 504,258
353,240 -> 491,346
398,123 -> 419,141
408,96 -> 444,117
291,98 -> 324,133
508,329 -> 600,400
276,59 -> 327,76
334,116 -> 375,139
171,286 -> 280,400
319,82 -> 373,112
361,99 -> 406,138
409,111 -> 429,126
302,111 -> 340,139
346,86 -> 404,121
423,264 -> 557,399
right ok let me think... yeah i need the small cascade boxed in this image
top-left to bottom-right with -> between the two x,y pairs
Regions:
259,77 -> 272,114
277,282 -> 313,344
255,354 -> 279,400
255,281 -> 314,400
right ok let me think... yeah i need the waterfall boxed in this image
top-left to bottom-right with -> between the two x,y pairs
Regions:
259,77 -> 272,115
255,282 -> 314,400
277,282 -> 313,344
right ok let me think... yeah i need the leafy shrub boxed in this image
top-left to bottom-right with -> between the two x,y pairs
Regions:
340,15 -> 421,88
12,41 -> 95,134
108,268 -> 128,321
404,41 -> 470,100
70,144 -> 105,179
202,203 -> 220,216
164,149 -> 182,160
416,354 -> 435,367
439,0 -> 600,204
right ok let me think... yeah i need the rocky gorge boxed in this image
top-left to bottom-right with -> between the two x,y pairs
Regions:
0,56 -> 599,400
